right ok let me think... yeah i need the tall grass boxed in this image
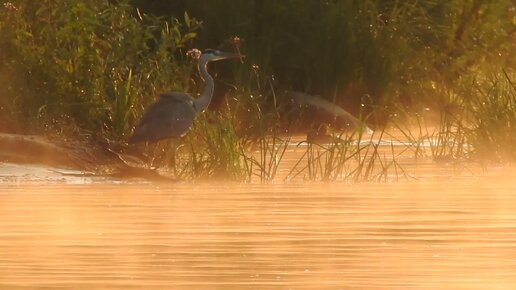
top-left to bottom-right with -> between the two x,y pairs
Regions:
174,110 -> 251,181
282,128 -> 406,183
391,70 -> 515,164
467,71 -> 516,162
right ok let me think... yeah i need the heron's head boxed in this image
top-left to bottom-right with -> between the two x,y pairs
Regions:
200,49 -> 244,62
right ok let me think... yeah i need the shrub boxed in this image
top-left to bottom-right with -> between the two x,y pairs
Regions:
0,0 -> 200,140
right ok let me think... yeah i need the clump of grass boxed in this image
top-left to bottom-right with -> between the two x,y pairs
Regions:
467,71 -> 516,162
173,110 -> 251,181
170,106 -> 290,183
285,127 -> 407,183
391,109 -> 473,164
253,133 -> 290,183
246,92 -> 291,183
391,69 -> 515,164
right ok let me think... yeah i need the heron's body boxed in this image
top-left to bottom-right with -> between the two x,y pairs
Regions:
128,49 -> 241,144
128,92 -> 196,143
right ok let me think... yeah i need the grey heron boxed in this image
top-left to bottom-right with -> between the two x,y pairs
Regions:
128,49 -> 242,144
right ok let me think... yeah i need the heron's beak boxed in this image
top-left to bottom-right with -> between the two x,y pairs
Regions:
219,52 -> 245,62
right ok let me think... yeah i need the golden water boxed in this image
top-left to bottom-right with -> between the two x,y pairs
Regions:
1,169 -> 516,289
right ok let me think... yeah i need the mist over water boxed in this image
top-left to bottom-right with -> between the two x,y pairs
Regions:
1,167 -> 515,289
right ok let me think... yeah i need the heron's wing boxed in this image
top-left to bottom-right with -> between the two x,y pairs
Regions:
136,92 -> 194,125
129,93 -> 196,143
158,92 -> 194,103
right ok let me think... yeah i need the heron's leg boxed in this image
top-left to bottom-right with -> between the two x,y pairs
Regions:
149,142 -> 164,169
167,140 -> 178,175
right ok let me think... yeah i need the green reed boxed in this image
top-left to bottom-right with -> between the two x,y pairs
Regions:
173,110 -> 251,181
283,126 -> 405,183
391,70 -> 515,164
467,71 -> 516,162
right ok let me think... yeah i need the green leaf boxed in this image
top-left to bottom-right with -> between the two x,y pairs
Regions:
184,11 -> 190,28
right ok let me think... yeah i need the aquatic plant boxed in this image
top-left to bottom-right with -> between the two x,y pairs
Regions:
283,126 -> 407,183
391,69 -> 515,164
467,71 -> 516,162
173,110 -> 251,181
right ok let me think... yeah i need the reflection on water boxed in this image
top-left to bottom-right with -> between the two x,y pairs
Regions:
1,173 -> 516,289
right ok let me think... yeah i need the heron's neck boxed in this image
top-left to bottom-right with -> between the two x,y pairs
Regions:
194,59 -> 214,112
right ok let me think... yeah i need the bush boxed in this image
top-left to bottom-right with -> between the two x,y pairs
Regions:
0,0 -> 200,139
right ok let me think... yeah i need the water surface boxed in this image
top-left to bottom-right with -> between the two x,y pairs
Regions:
1,170 -> 516,289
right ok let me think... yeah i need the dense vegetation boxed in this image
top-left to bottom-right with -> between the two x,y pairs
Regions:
133,1 -> 514,107
0,0 -> 514,180
0,0 -> 200,139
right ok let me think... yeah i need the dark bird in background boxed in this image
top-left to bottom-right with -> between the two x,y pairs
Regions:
286,91 -> 373,141
128,49 -> 242,144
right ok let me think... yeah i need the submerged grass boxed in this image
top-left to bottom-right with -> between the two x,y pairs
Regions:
283,127 -> 408,183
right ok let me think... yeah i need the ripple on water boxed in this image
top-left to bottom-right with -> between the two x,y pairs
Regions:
1,174 -> 516,288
